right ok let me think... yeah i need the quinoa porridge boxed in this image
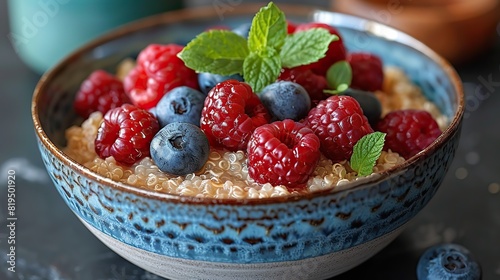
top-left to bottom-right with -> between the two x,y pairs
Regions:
64,66 -> 447,199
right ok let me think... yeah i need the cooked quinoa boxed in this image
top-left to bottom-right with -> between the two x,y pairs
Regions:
64,67 -> 446,199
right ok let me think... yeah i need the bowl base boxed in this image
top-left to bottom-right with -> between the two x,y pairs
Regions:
80,217 -> 406,280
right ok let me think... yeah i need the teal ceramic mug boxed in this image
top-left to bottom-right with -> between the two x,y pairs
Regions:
7,0 -> 183,74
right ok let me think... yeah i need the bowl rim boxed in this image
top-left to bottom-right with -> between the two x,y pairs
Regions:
32,3 -> 464,205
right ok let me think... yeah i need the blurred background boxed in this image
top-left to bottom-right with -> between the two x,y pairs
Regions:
1,0 -> 499,279
7,0 -> 500,73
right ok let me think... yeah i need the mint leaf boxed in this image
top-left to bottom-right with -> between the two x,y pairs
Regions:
243,47 -> 281,92
350,132 -> 386,177
323,83 -> 349,95
178,2 -> 336,92
281,28 -> 337,68
325,60 -> 352,94
248,2 -> 287,52
178,30 -> 249,75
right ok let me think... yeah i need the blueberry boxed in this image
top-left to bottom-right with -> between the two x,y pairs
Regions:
150,122 -> 210,175
197,73 -> 244,95
259,81 -> 311,121
417,243 -> 481,280
232,22 -> 252,38
155,86 -> 205,127
148,107 -> 157,118
342,88 -> 382,127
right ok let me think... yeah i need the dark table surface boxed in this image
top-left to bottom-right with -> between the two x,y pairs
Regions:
1,1 -> 499,279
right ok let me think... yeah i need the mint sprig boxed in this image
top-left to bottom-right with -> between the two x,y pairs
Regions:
281,28 -> 337,68
178,2 -> 338,92
178,30 -> 248,75
243,48 -> 281,95
248,2 -> 286,52
350,132 -> 386,177
324,60 -> 352,95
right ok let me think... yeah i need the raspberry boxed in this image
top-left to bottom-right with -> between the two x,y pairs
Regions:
95,104 -> 159,165
347,52 -> 384,92
200,80 -> 270,151
286,20 -> 297,34
124,44 -> 199,110
294,22 -> 347,76
247,119 -> 321,189
376,110 -> 441,159
305,95 -> 374,162
277,66 -> 329,103
74,70 -> 130,118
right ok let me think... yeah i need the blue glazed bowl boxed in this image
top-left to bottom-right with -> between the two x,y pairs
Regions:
31,4 -> 464,280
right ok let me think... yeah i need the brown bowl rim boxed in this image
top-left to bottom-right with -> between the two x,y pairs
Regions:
32,3 -> 465,206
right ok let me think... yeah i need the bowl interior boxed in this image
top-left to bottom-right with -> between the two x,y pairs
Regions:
33,5 -> 463,196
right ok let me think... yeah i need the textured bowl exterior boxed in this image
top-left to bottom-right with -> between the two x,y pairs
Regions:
32,5 -> 464,280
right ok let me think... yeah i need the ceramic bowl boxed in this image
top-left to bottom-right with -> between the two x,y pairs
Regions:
32,4 -> 464,280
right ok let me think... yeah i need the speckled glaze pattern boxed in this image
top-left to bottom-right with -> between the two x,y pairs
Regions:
81,217 -> 405,280
32,5 -> 464,279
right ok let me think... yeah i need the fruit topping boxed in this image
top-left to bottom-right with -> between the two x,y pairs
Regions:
95,104 -> 159,165
347,52 -> 384,92
286,20 -> 297,34
154,86 -> 205,127
124,44 -> 199,110
343,88 -> 382,127
198,72 -> 244,95
74,70 -> 130,119
150,122 -> 210,175
200,79 -> 270,151
305,95 -> 374,162
67,2 -> 447,195
376,109 -> 441,159
277,66 -> 329,103
258,81 -> 311,121
247,119 -> 321,189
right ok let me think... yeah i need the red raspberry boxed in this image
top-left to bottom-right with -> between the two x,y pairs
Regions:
74,70 -> 130,118
124,44 -> 199,110
305,95 -> 374,162
286,20 -> 297,34
294,22 -> 347,76
376,110 -> 441,159
95,104 -> 159,165
347,52 -> 384,92
247,119 -> 321,189
277,66 -> 329,104
200,80 -> 270,151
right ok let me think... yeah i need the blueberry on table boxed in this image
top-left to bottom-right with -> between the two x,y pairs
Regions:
197,72 -> 244,95
259,81 -> 311,121
342,88 -> 382,127
150,122 -> 210,175
155,86 -> 206,127
417,243 -> 481,280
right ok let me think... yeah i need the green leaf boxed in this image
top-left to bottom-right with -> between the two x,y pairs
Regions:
281,28 -> 337,68
178,30 -> 249,75
350,132 -> 386,177
243,47 -> 281,92
323,83 -> 349,95
248,2 -> 287,52
326,60 -> 352,94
